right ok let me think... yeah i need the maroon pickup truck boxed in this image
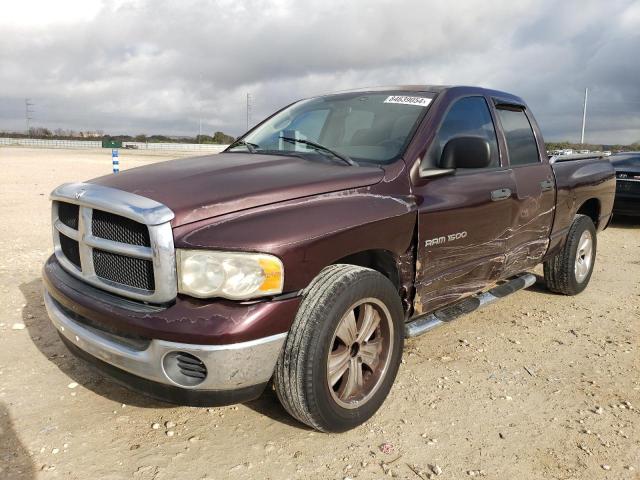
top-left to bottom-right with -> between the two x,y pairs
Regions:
43,85 -> 615,432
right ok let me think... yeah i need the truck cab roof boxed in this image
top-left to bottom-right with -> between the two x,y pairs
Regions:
325,85 -> 526,105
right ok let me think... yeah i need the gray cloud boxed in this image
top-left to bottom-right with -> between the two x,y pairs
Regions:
1,0 -> 638,143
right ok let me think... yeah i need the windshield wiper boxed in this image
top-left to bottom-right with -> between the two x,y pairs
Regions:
279,137 -> 358,166
228,139 -> 259,153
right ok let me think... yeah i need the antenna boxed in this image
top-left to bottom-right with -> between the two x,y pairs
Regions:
246,93 -> 252,132
25,98 -> 34,135
580,88 -> 588,144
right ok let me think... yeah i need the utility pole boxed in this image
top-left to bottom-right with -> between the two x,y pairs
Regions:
198,73 -> 203,142
580,87 -> 588,144
25,98 -> 34,135
246,93 -> 252,132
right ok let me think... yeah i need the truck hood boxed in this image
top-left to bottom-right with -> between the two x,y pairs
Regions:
90,153 -> 384,226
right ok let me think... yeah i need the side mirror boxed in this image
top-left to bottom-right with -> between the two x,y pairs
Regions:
440,136 -> 491,169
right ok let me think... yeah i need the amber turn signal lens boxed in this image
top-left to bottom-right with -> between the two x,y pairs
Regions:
259,258 -> 284,292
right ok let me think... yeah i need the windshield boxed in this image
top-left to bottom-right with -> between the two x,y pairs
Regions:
228,91 -> 434,164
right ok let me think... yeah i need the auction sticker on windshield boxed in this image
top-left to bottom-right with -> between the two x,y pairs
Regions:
384,96 -> 432,107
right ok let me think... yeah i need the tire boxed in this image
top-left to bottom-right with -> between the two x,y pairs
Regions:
543,214 -> 597,295
274,264 -> 404,432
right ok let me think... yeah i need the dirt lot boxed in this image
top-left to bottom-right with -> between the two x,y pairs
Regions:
0,146 -> 638,480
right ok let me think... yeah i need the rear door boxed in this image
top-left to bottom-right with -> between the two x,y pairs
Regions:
493,103 -> 555,276
412,96 -> 517,315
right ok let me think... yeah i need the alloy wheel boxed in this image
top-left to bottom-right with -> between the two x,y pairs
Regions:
326,298 -> 394,409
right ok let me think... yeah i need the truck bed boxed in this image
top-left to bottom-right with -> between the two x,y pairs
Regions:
547,156 -> 616,257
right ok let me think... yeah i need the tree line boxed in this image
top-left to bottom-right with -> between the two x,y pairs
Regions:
545,141 -> 640,152
3,129 -> 638,151
0,128 -> 236,145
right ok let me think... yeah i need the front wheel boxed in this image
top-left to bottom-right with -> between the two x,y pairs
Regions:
274,265 -> 404,432
543,214 -> 597,295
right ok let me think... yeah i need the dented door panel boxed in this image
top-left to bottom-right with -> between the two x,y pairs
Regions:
413,169 -> 517,314
502,162 -> 555,277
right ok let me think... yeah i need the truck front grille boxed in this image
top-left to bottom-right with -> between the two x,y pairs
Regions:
58,202 -> 79,229
92,210 -> 151,246
59,233 -> 81,269
50,183 -> 176,304
93,248 -> 155,291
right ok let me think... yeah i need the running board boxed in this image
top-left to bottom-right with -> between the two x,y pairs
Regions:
404,273 -> 537,338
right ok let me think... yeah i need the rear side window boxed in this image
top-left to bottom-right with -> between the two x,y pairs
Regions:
496,108 -> 540,166
428,96 -> 500,168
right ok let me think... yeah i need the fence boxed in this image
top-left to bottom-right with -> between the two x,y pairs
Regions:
121,142 -> 228,153
0,137 -> 229,153
0,138 -> 102,149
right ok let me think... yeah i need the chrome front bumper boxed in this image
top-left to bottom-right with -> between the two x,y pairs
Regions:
43,290 -> 286,391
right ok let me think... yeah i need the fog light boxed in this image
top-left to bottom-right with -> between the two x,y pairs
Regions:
162,351 -> 208,387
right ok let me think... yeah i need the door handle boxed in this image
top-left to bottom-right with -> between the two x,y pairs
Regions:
491,188 -> 512,201
540,179 -> 554,191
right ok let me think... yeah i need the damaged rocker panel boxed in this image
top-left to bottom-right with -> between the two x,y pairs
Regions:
406,273 -> 537,338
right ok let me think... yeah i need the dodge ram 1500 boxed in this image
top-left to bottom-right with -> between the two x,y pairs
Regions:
43,85 -> 615,432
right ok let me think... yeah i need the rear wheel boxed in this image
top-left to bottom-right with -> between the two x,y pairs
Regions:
274,265 -> 404,432
543,214 -> 597,295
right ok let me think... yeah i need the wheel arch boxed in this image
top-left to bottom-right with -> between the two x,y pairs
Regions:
576,197 -> 601,228
334,249 -> 401,289
332,245 -> 416,316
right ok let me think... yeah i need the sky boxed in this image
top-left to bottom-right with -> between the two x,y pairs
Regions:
1,0 -> 639,144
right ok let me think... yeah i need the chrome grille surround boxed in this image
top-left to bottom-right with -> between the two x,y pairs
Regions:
50,182 -> 177,303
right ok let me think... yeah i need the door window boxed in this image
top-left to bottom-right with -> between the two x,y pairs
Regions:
427,96 -> 500,168
496,108 -> 540,166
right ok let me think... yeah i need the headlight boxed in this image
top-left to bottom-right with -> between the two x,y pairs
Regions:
177,250 -> 284,300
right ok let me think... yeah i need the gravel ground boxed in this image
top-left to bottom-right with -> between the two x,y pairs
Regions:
0,147 -> 638,480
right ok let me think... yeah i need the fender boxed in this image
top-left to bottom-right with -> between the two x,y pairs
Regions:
173,186 -> 418,293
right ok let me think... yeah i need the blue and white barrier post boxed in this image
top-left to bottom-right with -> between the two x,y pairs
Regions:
112,148 -> 119,174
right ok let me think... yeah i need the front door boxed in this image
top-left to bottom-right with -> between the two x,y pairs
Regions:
412,96 -> 516,315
